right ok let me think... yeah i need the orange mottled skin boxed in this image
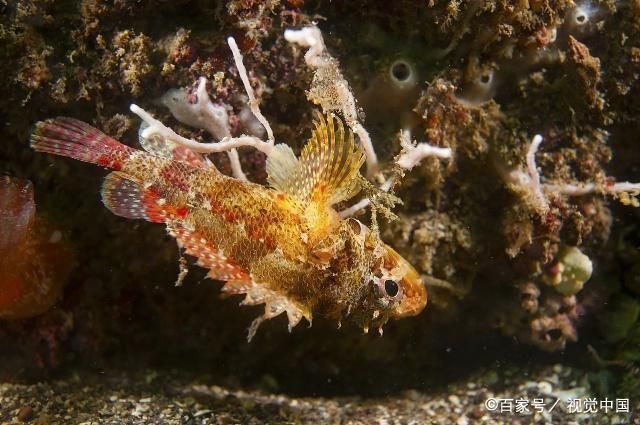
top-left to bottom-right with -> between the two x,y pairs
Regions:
31,114 -> 426,339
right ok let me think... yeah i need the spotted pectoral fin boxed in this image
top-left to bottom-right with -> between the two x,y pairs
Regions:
266,112 -> 365,207
222,280 -> 312,342
101,172 -> 167,223
139,122 -> 211,169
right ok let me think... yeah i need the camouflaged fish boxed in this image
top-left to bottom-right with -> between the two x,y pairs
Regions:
30,112 -> 427,340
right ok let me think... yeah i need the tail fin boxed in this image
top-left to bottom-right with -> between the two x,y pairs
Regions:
30,118 -> 134,170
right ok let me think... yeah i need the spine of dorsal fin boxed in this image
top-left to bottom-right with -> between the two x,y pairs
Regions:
265,112 -> 365,207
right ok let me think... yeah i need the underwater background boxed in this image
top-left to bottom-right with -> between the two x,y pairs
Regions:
1,0 -> 640,423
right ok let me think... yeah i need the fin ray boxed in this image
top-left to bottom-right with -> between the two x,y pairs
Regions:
101,172 -> 166,223
31,118 -> 133,170
265,112 -> 365,207
166,221 -> 251,282
223,278 -> 312,342
266,144 -> 299,193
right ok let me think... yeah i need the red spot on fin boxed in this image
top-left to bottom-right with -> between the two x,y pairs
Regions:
175,207 -> 188,219
143,190 -> 170,223
101,172 -> 166,223
30,118 -> 134,170
167,221 -> 251,282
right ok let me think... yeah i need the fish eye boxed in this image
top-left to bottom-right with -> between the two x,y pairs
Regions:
383,279 -> 399,298
371,277 -> 403,301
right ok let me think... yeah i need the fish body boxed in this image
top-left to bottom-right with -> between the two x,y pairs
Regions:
31,113 -> 426,339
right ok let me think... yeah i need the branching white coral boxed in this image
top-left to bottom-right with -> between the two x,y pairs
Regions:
506,134 -> 640,214
504,134 -> 549,214
339,131 -> 452,218
131,25 -> 450,216
130,36 -> 276,179
131,103 -> 273,155
159,77 -> 247,180
284,26 -> 452,188
227,37 -> 275,144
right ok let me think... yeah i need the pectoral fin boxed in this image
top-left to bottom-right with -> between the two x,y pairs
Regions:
101,172 -> 167,223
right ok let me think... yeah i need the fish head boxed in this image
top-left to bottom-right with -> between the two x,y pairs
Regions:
373,244 -> 427,319
345,218 -> 427,333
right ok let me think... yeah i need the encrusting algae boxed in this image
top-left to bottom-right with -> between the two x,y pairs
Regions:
30,112 -> 427,341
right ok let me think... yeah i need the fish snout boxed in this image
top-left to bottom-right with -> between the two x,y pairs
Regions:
394,265 -> 427,318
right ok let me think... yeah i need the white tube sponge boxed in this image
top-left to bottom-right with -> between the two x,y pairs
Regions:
130,35 -> 281,181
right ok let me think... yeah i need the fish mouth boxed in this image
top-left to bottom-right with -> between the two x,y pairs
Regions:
393,265 -> 428,318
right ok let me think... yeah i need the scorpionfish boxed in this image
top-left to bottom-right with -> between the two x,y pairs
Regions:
31,112 -> 427,340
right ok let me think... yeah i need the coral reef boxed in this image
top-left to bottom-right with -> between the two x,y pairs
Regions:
1,0 -> 640,408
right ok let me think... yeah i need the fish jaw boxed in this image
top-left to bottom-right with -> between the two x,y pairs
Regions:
391,257 -> 427,318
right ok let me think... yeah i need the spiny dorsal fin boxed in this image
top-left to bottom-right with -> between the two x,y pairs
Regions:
266,143 -> 299,193
266,112 -> 365,207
